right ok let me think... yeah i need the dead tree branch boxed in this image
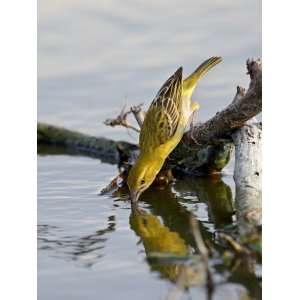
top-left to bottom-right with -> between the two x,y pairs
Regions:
103,105 -> 139,133
130,104 -> 145,127
168,59 -> 261,174
232,120 -> 262,236
37,123 -> 138,164
104,103 -> 144,133
188,59 -> 261,145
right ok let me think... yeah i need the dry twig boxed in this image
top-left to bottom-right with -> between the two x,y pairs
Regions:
130,104 -> 145,127
104,104 -> 142,133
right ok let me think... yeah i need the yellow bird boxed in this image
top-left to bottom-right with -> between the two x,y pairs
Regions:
127,57 -> 222,202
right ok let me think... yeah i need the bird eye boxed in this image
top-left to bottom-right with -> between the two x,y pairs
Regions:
140,179 -> 145,185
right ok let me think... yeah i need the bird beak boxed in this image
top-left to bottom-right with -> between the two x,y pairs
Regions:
130,189 -> 141,203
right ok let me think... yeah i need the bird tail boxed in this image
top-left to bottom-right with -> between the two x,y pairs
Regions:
183,56 -> 222,97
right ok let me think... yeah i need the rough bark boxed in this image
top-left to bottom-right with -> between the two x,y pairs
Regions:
188,59 -> 261,145
168,59 -> 261,174
232,121 -> 262,236
37,123 -> 138,164
37,122 -> 233,175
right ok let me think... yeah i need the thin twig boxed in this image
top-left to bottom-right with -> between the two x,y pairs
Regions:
104,104 -> 141,132
130,103 -> 145,127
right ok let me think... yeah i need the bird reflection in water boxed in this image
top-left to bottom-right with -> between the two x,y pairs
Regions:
129,176 -> 235,287
38,176 -> 235,285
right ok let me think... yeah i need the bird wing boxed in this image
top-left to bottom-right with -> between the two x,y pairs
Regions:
139,67 -> 182,151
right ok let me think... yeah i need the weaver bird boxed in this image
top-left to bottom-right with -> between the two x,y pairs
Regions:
127,57 -> 222,202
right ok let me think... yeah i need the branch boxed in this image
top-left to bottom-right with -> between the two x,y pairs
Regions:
37,123 -> 138,164
169,59 -> 261,173
189,59 -> 261,145
104,103 -> 144,133
232,121 -> 262,236
130,104 -> 145,127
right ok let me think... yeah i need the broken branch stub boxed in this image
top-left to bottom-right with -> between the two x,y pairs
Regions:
232,121 -> 262,236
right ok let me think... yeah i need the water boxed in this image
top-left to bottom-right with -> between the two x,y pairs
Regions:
38,1 -> 261,299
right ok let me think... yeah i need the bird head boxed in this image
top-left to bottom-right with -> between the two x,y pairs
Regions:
127,153 -> 164,203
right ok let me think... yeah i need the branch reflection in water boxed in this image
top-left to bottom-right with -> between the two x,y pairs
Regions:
128,178 -> 256,299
